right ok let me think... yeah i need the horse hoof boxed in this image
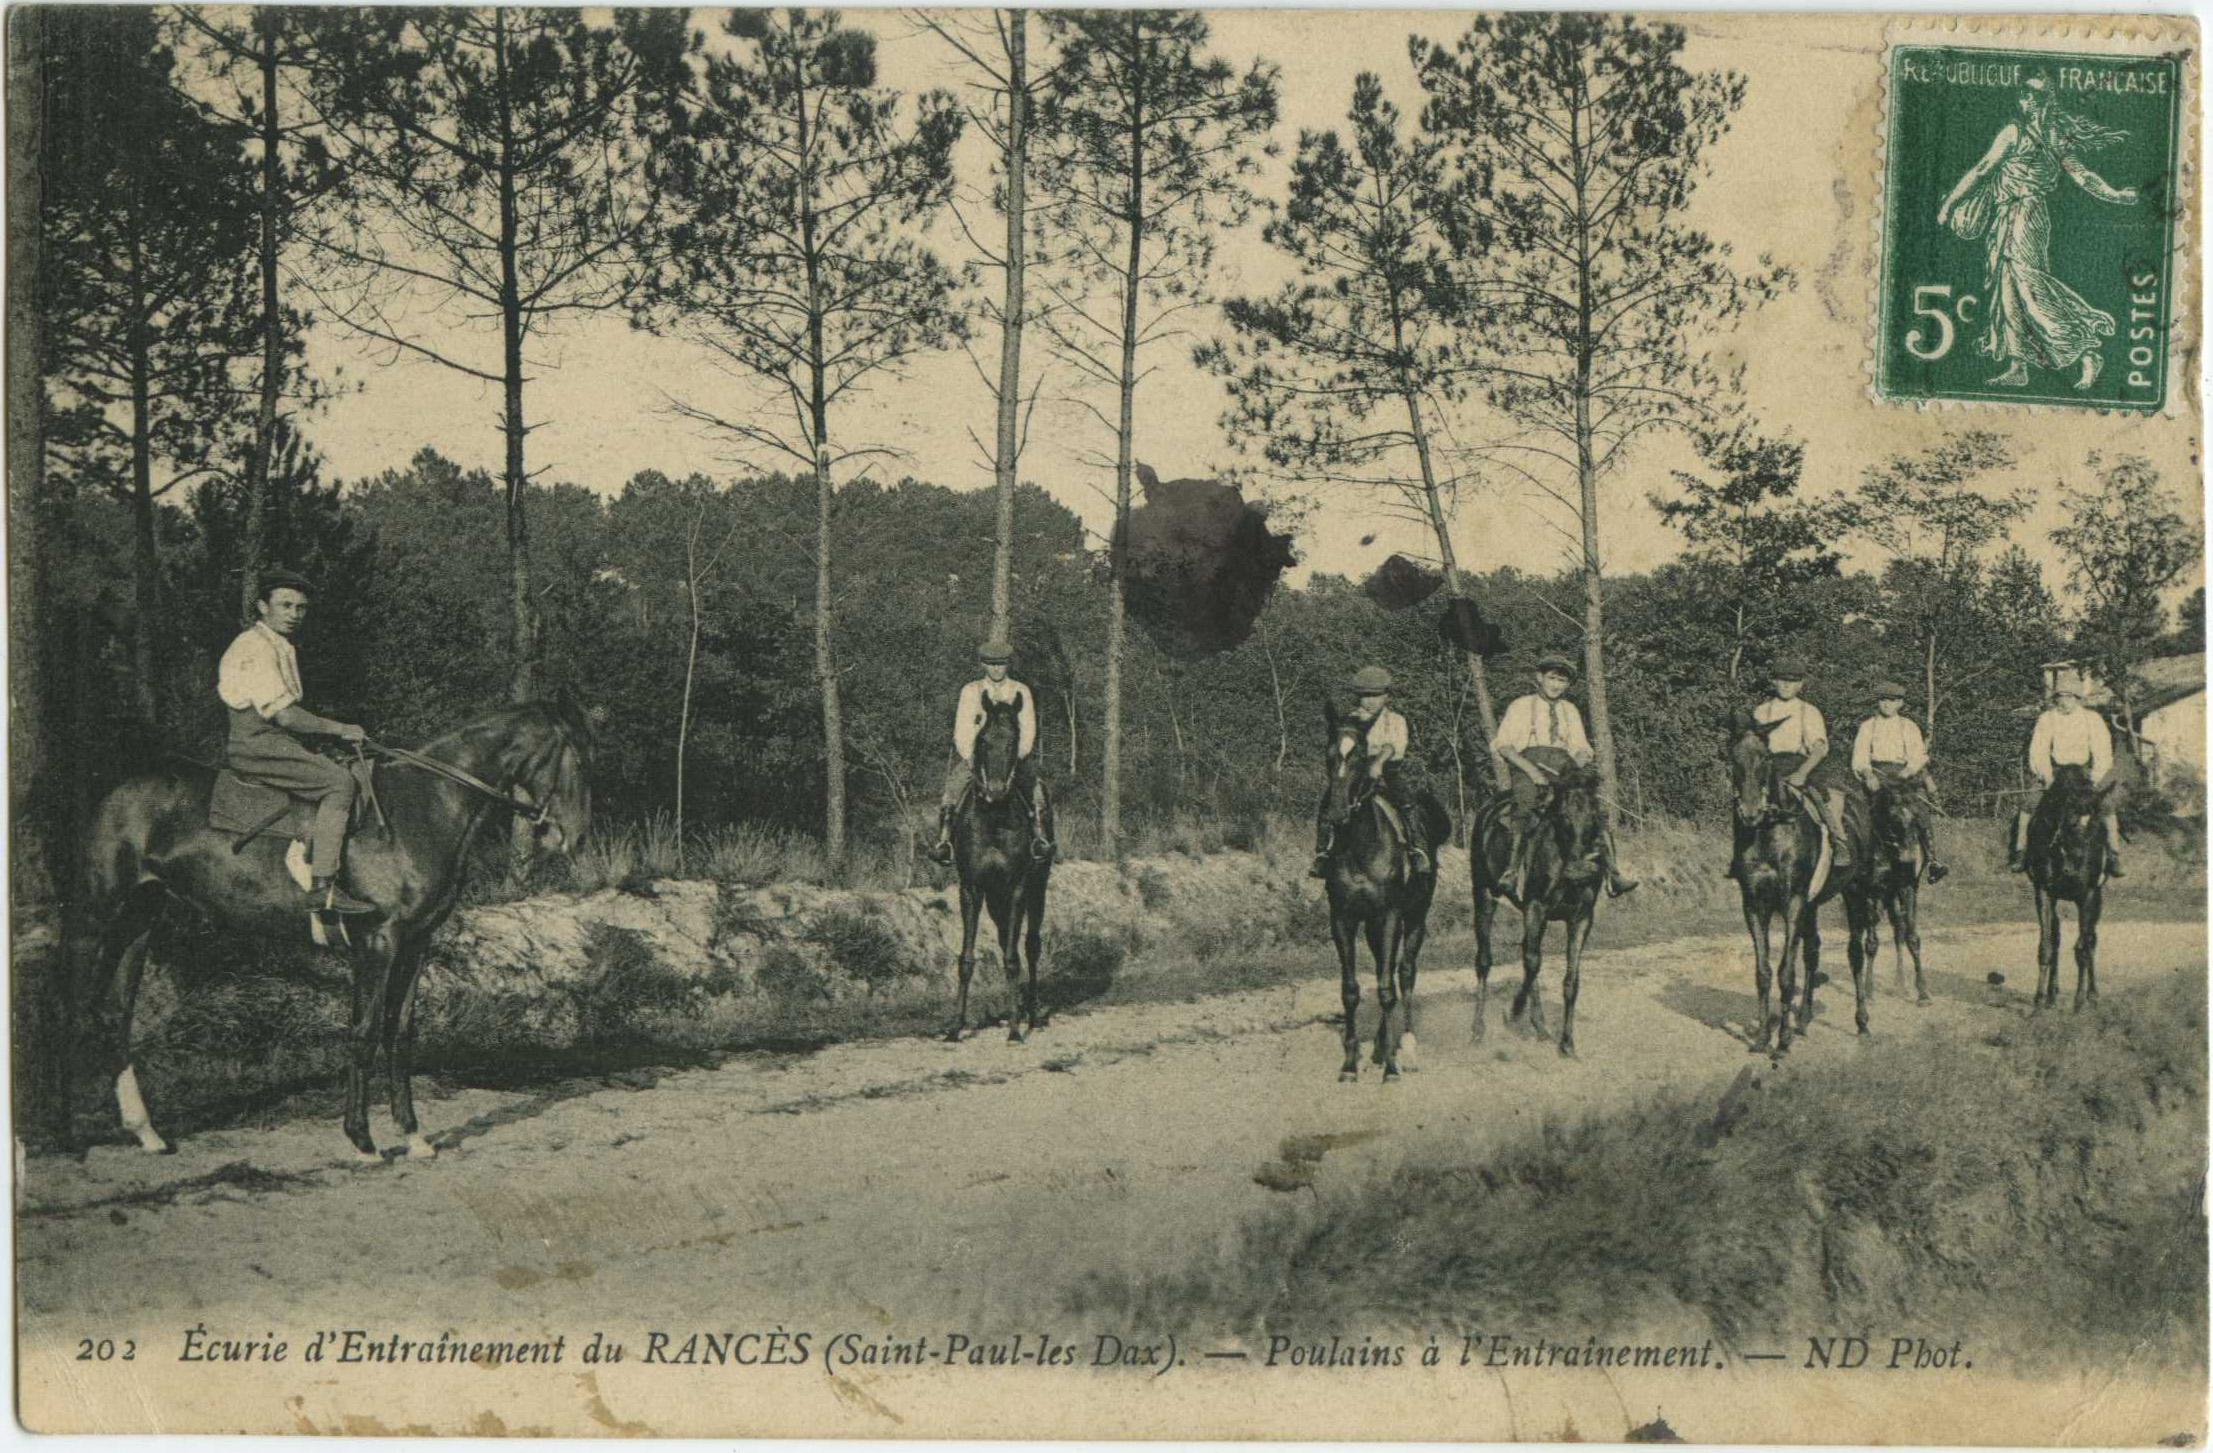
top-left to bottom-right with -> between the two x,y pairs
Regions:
1557,1041 -> 1577,1060
351,1146 -> 382,1163
1382,1068 -> 1401,1084
1338,1070 -> 1359,1084
1916,994 -> 1933,1007
133,1130 -> 172,1155
405,1134 -> 437,1160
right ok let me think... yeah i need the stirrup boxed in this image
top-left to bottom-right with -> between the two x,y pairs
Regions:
1408,846 -> 1432,876
312,881 -> 376,916
927,837 -> 954,867
1308,853 -> 1330,880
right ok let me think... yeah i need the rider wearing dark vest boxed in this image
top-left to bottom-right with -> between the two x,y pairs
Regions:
216,569 -> 374,914
1310,665 -> 1449,879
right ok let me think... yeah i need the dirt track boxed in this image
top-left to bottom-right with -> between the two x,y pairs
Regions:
17,915 -> 2208,1435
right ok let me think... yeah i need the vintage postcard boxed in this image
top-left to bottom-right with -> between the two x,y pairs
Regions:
7,6 -> 2205,1442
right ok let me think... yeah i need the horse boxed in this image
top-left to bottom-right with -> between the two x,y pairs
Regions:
1727,710 -> 1878,1056
1467,746 -> 1603,1058
2023,763 -> 2111,1012
58,698 -> 594,1160
1865,781 -> 1931,1006
946,695 -> 1052,1042
1315,698 -> 1435,1083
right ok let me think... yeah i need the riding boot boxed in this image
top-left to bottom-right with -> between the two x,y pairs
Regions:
311,876 -> 376,916
1821,789 -> 1854,871
1724,815 -> 1745,881
1602,825 -> 1639,897
2104,814 -> 2125,877
928,805 -> 956,867
1029,788 -> 1057,863
2007,809 -> 2030,873
1310,822 -> 1332,880
1918,819 -> 1948,883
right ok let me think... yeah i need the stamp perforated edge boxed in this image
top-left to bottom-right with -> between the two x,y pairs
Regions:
1866,15 -> 2200,416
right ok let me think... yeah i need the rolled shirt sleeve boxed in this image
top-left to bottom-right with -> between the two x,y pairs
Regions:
1369,710 -> 1410,759
2027,713 -> 2055,783
1850,720 -> 1874,776
1900,719 -> 1929,777
1015,683 -> 1037,758
1492,696 -> 1535,756
2088,712 -> 2113,781
1561,702 -> 1593,763
952,680 -> 986,762
217,627 -> 299,719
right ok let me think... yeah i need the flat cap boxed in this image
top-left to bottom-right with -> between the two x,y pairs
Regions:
1871,679 -> 1907,699
977,638 -> 1013,663
1349,665 -> 1393,693
258,568 -> 315,599
1534,653 -> 1576,676
1768,657 -> 1807,680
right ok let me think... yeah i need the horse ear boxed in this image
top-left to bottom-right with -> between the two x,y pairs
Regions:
1322,693 -> 1340,737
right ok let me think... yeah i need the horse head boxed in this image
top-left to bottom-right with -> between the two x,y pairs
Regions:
515,699 -> 594,855
971,696 -> 1025,807
1544,761 -> 1606,883
1727,708 -> 1790,824
1873,781 -> 1919,858
2039,762 -> 2110,869
1320,696 -> 1378,832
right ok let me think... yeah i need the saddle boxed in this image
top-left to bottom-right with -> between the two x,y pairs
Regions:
209,757 -> 379,883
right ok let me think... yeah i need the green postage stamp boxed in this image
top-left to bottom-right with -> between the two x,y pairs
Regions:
1878,41 -> 2185,410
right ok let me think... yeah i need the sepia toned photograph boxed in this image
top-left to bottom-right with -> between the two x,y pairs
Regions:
6,4 -> 2206,1440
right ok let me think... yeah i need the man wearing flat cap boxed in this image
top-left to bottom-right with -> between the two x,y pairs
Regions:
1737,659 -> 1859,874
1491,653 -> 1637,897
1311,665 -> 1450,878
2011,667 -> 2124,876
216,569 -> 374,914
928,638 -> 1054,866
1851,680 -> 1949,883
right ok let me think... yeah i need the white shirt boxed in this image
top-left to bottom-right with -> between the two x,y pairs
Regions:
953,677 -> 1036,761
1754,696 -> 1827,755
1494,692 -> 1592,761
217,621 -> 303,719
2028,706 -> 2111,784
1355,708 -> 1409,760
1852,715 -> 1928,776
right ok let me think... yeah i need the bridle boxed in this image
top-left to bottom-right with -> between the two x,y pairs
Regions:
363,736 -> 552,825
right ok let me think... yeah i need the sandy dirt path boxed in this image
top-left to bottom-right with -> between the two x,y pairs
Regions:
17,915 -> 2207,1437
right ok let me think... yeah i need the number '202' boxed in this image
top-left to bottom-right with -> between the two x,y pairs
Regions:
76,1338 -> 136,1362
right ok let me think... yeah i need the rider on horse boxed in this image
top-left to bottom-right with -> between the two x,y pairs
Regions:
216,568 -> 374,915
2010,668 -> 2124,878
1851,680 -> 1950,884
1310,665 -> 1450,879
1731,659 -> 1861,877
1492,654 -> 1637,899
928,637 -> 1054,867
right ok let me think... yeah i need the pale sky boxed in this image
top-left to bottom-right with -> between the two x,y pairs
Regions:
293,7 -> 2205,603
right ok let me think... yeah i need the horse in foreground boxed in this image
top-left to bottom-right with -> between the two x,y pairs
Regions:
1866,782 -> 1932,1005
1315,698 -> 1435,1082
1468,746 -> 1603,1058
2023,763 -> 2112,1011
946,696 -> 1053,1042
60,699 -> 593,1159
1728,711 -> 1878,1055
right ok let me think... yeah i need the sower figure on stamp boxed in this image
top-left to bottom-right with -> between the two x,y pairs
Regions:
2011,668 -> 2124,877
1936,73 -> 2139,391
1492,654 -> 1638,899
1731,659 -> 1860,877
1852,680 -> 1950,883
1310,666 -> 1451,879
217,569 -> 375,915
929,638 -> 1054,866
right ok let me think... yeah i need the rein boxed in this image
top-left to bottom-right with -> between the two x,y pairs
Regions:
364,736 -> 549,824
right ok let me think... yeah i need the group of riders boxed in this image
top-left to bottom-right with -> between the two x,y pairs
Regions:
222,569 -> 2127,913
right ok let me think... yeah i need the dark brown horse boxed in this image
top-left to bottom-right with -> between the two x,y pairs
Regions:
1728,711 -> 1878,1056
1866,783 -> 1931,1005
947,696 -> 1052,1042
60,699 -> 593,1159
2023,763 -> 2111,1012
1316,699 -> 1435,1082
1468,746 -> 1603,1058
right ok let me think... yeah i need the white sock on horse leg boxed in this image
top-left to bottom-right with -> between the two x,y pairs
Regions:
115,1066 -> 168,1153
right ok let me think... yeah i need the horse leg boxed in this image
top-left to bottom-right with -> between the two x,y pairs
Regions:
2074,889 -> 2101,1012
1517,906 -> 1549,1040
344,926 -> 399,1160
2033,887 -> 2059,1010
1369,911 -> 1400,1078
1844,895 -> 1872,1038
1774,899 -> 1804,1057
1557,906 -> 1592,1059
1472,883 -> 1496,1044
948,882 -> 982,1042
94,894 -> 168,1154
1890,886 -> 1928,1006
995,892 -> 1026,1044
1745,900 -> 1775,1052
1333,907 -> 1363,1083
1396,901 -> 1428,1073
379,936 -> 435,1159
1022,875 -> 1048,1032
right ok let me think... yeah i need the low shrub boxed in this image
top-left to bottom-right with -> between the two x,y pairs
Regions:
807,906 -> 923,997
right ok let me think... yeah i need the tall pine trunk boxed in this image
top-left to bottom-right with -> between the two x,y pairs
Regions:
814,439 -> 846,871
239,19 -> 280,625
988,10 -> 1027,644
1569,98 -> 1618,807
1400,370 -> 1503,791
1100,15 -> 1145,860
495,12 -> 534,705
128,319 -> 161,727
7,7 -> 49,898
